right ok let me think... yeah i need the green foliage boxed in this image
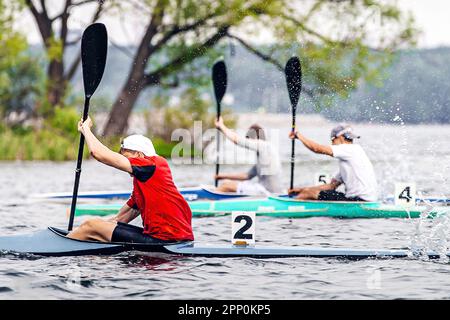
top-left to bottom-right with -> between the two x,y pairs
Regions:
0,107 -> 88,161
0,127 -> 78,161
45,106 -> 80,139
46,37 -> 63,62
0,0 -> 43,116
0,55 -> 44,115
0,104 -> 179,160
15,0 -> 417,135
152,137 -> 180,158
110,0 -> 417,117
145,87 -> 236,142
99,135 -> 177,159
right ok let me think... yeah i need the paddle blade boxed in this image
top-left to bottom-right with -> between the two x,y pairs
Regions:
81,23 -> 108,98
285,56 -> 302,111
212,60 -> 227,106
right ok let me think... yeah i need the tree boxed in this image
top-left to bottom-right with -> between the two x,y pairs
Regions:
21,1 -> 416,134
0,0 -> 42,121
101,0 -> 416,136
23,0 -> 105,112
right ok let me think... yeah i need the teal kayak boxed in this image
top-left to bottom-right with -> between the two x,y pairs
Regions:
74,196 -> 446,218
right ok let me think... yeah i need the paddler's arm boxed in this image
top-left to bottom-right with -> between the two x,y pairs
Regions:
288,179 -> 341,195
107,203 -> 140,223
78,117 -> 132,174
316,179 -> 342,191
215,116 -> 239,144
289,130 -> 333,156
215,172 -> 249,181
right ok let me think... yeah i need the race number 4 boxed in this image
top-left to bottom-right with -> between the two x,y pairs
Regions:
394,182 -> 416,206
314,173 -> 331,185
231,212 -> 256,246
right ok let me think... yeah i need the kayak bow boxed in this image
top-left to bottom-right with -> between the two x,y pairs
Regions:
0,227 -> 447,259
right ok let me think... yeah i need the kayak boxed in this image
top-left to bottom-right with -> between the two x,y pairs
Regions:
74,196 -> 447,219
31,186 -> 251,202
32,188 -> 450,205
0,227 -> 447,259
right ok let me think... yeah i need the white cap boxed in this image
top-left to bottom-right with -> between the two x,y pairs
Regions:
121,135 -> 157,157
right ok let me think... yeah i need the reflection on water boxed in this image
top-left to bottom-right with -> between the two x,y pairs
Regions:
0,124 -> 450,299
117,253 -> 183,271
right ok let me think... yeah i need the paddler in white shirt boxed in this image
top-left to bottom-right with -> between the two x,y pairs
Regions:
288,124 -> 378,202
214,116 -> 283,196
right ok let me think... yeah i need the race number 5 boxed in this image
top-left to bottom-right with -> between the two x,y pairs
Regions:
394,182 -> 416,206
314,173 -> 331,185
231,212 -> 256,246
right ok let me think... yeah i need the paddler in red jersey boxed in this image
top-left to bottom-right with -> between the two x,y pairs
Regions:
68,117 -> 194,244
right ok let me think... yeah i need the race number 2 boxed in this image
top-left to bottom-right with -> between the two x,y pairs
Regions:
394,182 -> 416,206
231,212 -> 256,246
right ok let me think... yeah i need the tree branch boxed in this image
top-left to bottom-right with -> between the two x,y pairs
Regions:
60,0 -> 72,48
281,13 -> 343,46
25,0 -> 53,44
90,0 -> 104,22
149,13 -> 219,56
39,0 -> 49,20
226,33 -> 316,99
160,77 -> 179,88
64,1 -> 105,81
144,26 -> 230,86
126,0 -> 166,79
50,0 -> 101,21
65,55 -> 82,82
109,39 -> 135,59
227,33 -> 284,72
65,36 -> 82,46
71,0 -> 98,7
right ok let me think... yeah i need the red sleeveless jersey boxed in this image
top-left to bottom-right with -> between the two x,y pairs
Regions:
126,156 -> 194,241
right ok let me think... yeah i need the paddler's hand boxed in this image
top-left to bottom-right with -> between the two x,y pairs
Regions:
288,188 -> 302,196
214,174 -> 223,180
215,116 -> 225,131
78,116 -> 93,134
289,130 -> 298,140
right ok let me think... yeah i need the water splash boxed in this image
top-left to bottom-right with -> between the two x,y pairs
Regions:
409,203 -> 450,263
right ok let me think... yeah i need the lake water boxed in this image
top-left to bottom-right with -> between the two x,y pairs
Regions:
0,123 -> 450,299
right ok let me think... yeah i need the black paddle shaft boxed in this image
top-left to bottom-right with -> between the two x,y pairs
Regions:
212,60 -> 227,187
284,57 -> 302,190
68,23 -> 108,231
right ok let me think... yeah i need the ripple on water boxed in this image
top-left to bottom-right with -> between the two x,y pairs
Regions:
1,132 -> 450,299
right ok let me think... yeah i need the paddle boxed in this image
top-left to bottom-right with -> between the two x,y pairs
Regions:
284,56 -> 302,191
212,59 -> 228,187
68,23 -> 108,231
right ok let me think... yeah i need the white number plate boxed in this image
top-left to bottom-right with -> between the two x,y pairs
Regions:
394,182 -> 416,206
231,211 -> 256,246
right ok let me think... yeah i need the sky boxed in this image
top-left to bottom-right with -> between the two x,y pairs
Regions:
398,0 -> 450,47
15,0 -> 450,48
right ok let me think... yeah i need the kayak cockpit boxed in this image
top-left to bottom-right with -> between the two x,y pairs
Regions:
48,226 -> 191,255
0,227 -> 190,257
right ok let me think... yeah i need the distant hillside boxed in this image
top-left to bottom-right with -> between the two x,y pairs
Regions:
324,47 -> 450,124
60,44 -> 450,124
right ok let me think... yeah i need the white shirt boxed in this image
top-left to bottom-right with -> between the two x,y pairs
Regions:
235,136 -> 283,193
331,144 -> 378,201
